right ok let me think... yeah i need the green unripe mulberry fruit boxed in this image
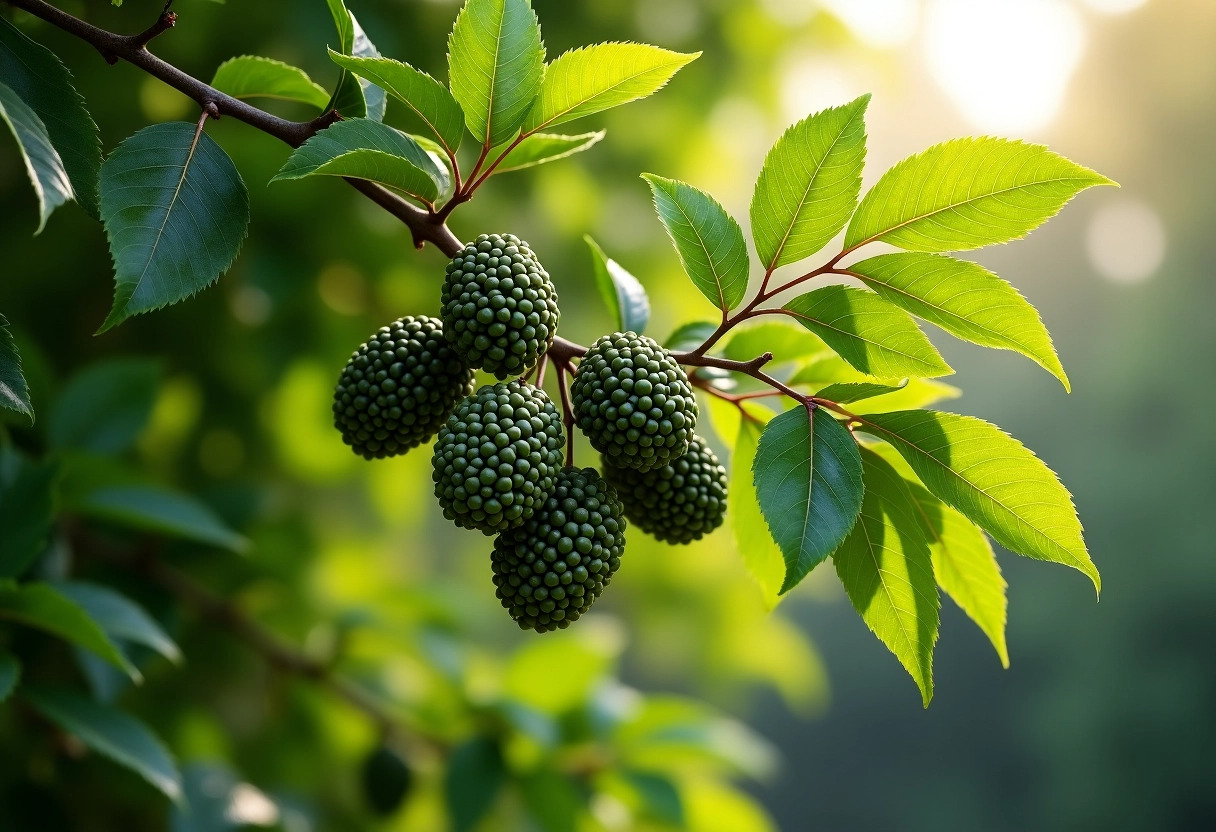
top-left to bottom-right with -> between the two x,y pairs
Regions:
603,434 -> 728,544
491,467 -> 625,632
333,316 -> 475,460
361,745 -> 413,816
570,332 -> 698,471
440,233 -> 559,379
431,381 -> 565,534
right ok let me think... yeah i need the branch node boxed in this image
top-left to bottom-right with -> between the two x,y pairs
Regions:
131,9 -> 177,50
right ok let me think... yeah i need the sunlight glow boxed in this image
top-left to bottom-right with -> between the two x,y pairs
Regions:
1079,0 -> 1151,14
1087,197 -> 1166,284
925,0 -> 1085,134
822,0 -> 919,47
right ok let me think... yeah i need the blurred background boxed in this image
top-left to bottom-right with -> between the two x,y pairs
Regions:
2,0 -> 1213,829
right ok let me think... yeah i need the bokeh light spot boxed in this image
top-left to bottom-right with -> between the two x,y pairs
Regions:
1080,0 -> 1150,14
1086,197 -> 1166,284
317,261 -> 367,316
821,0 -> 919,47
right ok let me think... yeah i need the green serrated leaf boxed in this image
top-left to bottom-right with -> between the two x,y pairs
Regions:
24,687 -> 181,800
752,94 -> 869,269
272,118 -> 446,204
448,0 -> 544,147
324,0 -> 386,120
0,581 -> 136,678
0,18 -> 102,218
77,486 -> 248,553
847,252 -> 1069,391
0,81 -> 72,233
0,314 -> 33,420
731,414 -> 785,608
834,447 -> 939,706
0,650 -> 19,703
445,737 -> 505,832
642,174 -> 750,312
847,378 -> 961,415
814,380 -> 907,404
49,358 -> 159,453
665,321 -> 718,352
585,235 -> 650,334
845,137 -> 1115,252
53,581 -> 181,664
859,410 -> 1099,593
98,123 -> 249,333
523,42 -> 698,133
492,130 -> 604,172
783,285 -> 952,379
329,51 -> 464,155
210,56 -> 329,108
0,457 -> 59,578
722,320 -> 828,365
753,406 -> 864,593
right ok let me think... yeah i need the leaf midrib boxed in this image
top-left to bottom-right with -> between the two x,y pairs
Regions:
532,53 -> 685,132
659,181 -> 735,311
782,306 -> 940,371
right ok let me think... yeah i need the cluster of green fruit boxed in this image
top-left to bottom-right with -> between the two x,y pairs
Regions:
333,234 -> 728,631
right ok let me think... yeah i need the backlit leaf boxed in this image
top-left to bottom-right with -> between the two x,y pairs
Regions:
210,56 -> 329,108
731,413 -> 785,608
585,235 -> 650,334
325,0 -> 386,120
493,130 -> 604,172
722,320 -> 827,365
813,380 -> 907,404
0,81 -> 72,233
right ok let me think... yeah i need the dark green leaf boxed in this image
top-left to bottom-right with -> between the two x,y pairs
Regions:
751,94 -> 869,269
23,687 -> 181,800
324,0 -> 386,120
54,581 -> 181,664
77,486 -> 248,553
813,380 -> 907,404
521,768 -> 581,832
753,406 -> 864,593
0,18 -> 102,218
0,81 -> 72,233
49,358 -> 159,453
362,745 -> 412,816
664,321 -> 718,352
859,410 -> 1099,592
624,770 -> 683,825
783,285 -> 952,378
492,130 -> 604,172
272,118 -> 446,205
447,0 -> 545,146
210,56 -> 329,108
845,138 -> 1115,252
0,649 -> 20,703
0,581 -> 135,677
171,762 -> 282,832
585,235 -> 650,334
444,737 -> 505,832
642,174 -> 750,312
847,252 -> 1070,390
0,457 -> 59,578
0,314 -> 33,420
329,51 -> 464,155
523,43 -> 699,133
834,448 -> 939,706
98,123 -> 249,333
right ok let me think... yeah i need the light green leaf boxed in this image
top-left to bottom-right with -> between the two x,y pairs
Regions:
447,0 -> 544,146
0,81 -> 72,233
504,633 -> 613,713
272,118 -> 446,204
0,457 -> 59,578
585,235 -> 650,334
98,123 -> 249,333
0,581 -> 135,678
753,406 -> 864,593
324,0 -> 386,120
859,410 -> 1099,592
0,650 -> 20,703
492,130 -> 604,172
0,18 -> 102,218
614,696 -> 776,779
24,687 -> 181,801
642,174 -> 750,312
445,737 -> 505,832
665,321 -> 718,353
848,378 -> 960,415
847,253 -> 1069,390
722,320 -> 828,365
77,486 -> 248,553
751,94 -> 869,269
731,414 -> 785,608
49,358 -> 159,453
783,285 -> 953,379
523,42 -> 698,133
845,138 -> 1115,252
834,447 -> 939,706
210,56 -> 329,108
54,581 -> 181,664
814,380 -> 907,404
0,314 -> 33,420
329,51 -> 464,155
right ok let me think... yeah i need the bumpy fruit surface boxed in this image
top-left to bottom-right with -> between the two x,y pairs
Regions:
333,316 -> 475,460
603,434 -> 728,544
431,381 -> 564,533
491,467 -> 625,632
570,332 -> 698,470
440,233 -> 559,379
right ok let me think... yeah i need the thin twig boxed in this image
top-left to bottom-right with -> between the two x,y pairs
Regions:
556,362 -> 576,465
